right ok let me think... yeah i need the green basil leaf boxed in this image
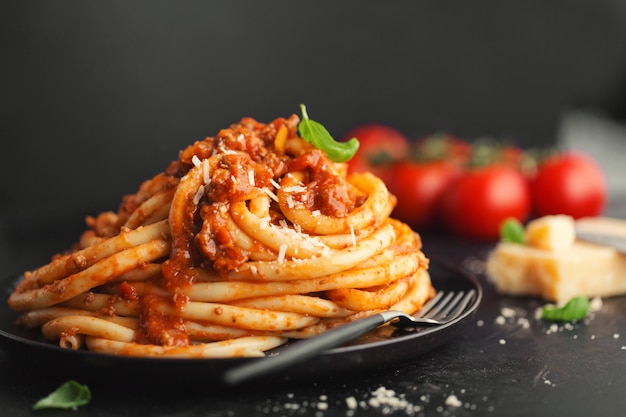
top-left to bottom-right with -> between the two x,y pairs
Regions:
33,380 -> 91,411
542,296 -> 589,322
298,104 -> 359,163
500,218 -> 526,244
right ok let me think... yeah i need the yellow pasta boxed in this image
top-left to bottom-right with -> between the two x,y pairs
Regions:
7,113 -> 433,358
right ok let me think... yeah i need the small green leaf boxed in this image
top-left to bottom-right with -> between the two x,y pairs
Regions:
33,380 -> 91,411
500,218 -> 526,244
298,104 -> 359,163
542,296 -> 589,322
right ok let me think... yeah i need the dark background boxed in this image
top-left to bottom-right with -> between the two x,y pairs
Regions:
2,0 -> 626,275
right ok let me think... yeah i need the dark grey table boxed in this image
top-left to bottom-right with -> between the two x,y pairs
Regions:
1,220 -> 625,417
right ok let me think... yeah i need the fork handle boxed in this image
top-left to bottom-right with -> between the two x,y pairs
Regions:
223,312 -> 391,385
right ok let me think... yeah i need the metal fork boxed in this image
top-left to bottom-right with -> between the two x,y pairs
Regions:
224,290 -> 476,385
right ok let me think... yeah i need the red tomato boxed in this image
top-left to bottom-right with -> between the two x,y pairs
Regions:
387,161 -> 460,231
531,151 -> 607,218
441,165 -> 531,240
342,124 -> 409,184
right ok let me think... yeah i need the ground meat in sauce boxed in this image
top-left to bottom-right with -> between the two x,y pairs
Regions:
167,116 -> 364,277
208,153 -> 274,203
289,149 -> 360,217
195,203 -> 250,271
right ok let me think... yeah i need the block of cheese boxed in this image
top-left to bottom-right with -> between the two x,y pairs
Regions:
486,216 -> 626,303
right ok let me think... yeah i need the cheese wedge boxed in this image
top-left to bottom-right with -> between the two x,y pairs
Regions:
486,216 -> 626,303
525,215 -> 575,251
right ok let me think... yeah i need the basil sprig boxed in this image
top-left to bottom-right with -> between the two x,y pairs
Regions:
500,218 -> 526,244
298,104 -> 359,163
33,380 -> 91,411
542,296 -> 589,322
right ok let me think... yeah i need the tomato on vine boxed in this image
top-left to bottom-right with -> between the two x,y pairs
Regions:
385,134 -> 469,230
387,160 -> 461,231
441,164 -> 532,240
531,151 -> 607,218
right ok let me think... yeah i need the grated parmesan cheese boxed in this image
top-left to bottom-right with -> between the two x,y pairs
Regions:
248,169 -> 255,186
202,159 -> 211,185
259,217 -> 270,230
218,146 -> 239,155
191,155 -> 202,167
445,394 -> 463,408
270,178 -> 281,189
349,224 -> 356,247
283,185 -> 308,193
345,396 -> 358,410
278,244 -> 288,262
193,185 -> 205,205
262,187 -> 279,202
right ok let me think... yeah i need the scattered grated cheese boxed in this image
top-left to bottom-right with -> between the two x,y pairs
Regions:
267,220 -> 328,252
349,224 -> 356,247
193,185 -> 205,205
258,216 -> 270,230
202,159 -> 211,185
445,394 -> 463,408
345,396 -> 358,410
283,185 -> 308,193
589,296 -> 603,312
270,178 -> 281,189
500,307 -> 516,318
192,155 -> 202,167
248,170 -> 255,186
278,244 -> 288,262
218,146 -> 239,155
262,187 -> 279,202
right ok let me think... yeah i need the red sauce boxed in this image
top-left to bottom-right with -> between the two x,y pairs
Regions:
135,293 -> 190,346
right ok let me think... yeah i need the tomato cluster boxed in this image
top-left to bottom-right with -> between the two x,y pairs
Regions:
342,124 -> 607,240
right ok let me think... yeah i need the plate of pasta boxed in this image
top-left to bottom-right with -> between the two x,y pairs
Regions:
0,108 -> 481,383
0,260 -> 480,384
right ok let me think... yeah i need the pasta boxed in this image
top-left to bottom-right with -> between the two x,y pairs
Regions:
7,114 -> 433,358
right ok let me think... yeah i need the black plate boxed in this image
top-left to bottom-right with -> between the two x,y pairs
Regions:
0,260 -> 481,385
